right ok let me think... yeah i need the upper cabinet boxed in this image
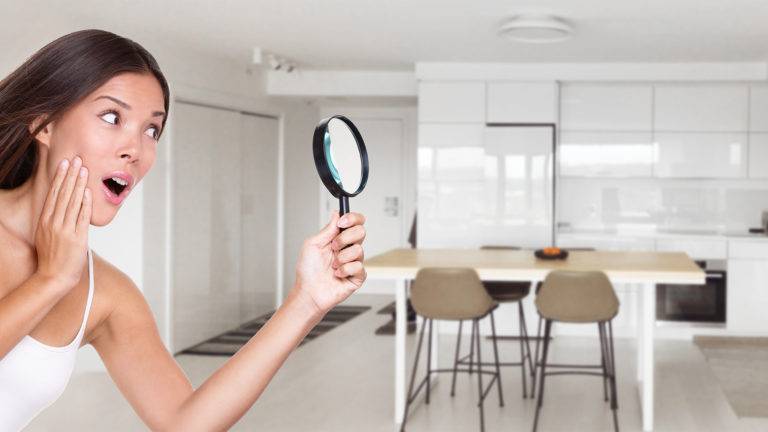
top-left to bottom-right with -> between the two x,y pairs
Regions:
486,81 -> 558,124
653,85 -> 749,131
560,84 -> 653,131
418,81 -> 485,123
750,85 -> 768,131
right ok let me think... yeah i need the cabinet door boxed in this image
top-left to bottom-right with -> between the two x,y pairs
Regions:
654,132 -> 747,178
486,81 -> 557,124
559,131 -> 654,177
750,85 -> 768,131
727,259 -> 768,333
749,133 -> 768,178
418,124 -> 485,181
418,81 -> 485,122
654,85 -> 748,131
560,84 -> 652,131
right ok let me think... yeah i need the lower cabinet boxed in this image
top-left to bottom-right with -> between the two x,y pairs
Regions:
727,259 -> 768,334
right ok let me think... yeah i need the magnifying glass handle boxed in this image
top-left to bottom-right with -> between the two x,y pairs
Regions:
339,196 -> 350,216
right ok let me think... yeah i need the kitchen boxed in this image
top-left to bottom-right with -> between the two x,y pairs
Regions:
2,1 -> 767,431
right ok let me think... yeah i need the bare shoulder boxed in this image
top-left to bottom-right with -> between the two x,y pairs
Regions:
87,252 -> 156,344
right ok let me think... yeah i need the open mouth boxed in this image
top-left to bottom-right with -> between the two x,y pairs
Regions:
102,176 -> 129,196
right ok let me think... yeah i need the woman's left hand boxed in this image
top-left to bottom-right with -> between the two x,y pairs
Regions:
293,211 -> 367,316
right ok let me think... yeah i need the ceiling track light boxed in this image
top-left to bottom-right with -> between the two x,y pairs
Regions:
499,14 -> 574,44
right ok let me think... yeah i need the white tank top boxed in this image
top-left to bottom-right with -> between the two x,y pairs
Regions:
0,248 -> 94,431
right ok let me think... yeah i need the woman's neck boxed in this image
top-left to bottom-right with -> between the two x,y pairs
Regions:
0,154 -> 52,247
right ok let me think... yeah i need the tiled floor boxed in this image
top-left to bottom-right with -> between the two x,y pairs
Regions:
28,295 -> 768,431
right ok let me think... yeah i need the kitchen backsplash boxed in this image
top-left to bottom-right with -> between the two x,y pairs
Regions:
558,177 -> 768,233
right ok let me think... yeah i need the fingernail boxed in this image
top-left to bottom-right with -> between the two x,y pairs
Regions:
339,217 -> 348,228
60,159 -> 69,170
73,156 -> 82,166
79,167 -> 88,177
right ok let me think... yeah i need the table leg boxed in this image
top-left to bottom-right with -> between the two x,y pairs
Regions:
640,282 -> 656,431
636,283 -> 644,382
394,278 -> 406,425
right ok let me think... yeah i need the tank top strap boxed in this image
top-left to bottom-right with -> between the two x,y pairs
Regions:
74,248 -> 95,341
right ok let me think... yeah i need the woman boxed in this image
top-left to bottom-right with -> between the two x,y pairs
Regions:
0,29 -> 367,431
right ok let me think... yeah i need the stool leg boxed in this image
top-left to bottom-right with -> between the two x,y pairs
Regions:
426,319 -> 433,405
530,315 -> 543,399
490,311 -> 504,407
532,319 -> 552,432
474,319 -> 485,432
598,322 -> 609,402
516,304 -> 528,398
469,318 -> 476,375
519,301 -> 534,381
608,320 -> 620,432
400,317 -> 428,432
451,320 -> 463,397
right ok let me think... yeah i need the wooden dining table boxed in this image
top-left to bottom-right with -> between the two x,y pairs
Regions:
364,248 -> 705,432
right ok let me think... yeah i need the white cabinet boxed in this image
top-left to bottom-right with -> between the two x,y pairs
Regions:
654,132 -> 747,178
727,239 -> 768,334
560,84 -> 653,131
418,81 -> 485,122
486,81 -> 558,124
556,234 -> 655,251
728,259 -> 768,334
748,133 -> 768,178
418,124 -> 485,181
559,131 -> 654,177
750,85 -> 768,131
655,238 -> 728,260
654,85 -> 749,132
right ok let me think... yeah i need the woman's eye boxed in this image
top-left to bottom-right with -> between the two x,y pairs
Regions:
100,112 -> 118,125
145,126 -> 159,140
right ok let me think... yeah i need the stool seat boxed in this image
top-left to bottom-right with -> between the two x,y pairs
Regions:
535,270 -> 619,323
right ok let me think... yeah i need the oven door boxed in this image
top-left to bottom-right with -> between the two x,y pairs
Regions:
656,271 -> 726,323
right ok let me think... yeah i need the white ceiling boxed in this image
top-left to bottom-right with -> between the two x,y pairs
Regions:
5,0 -> 768,70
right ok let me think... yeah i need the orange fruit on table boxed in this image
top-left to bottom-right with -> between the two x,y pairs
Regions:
542,247 -> 561,256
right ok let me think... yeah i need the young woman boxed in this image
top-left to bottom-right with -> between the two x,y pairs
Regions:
0,29 -> 367,431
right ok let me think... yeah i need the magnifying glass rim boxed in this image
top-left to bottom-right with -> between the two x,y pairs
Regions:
312,115 -> 369,198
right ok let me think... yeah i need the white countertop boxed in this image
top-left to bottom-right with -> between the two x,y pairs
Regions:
558,228 -> 768,242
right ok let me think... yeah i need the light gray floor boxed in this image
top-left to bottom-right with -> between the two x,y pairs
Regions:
28,294 -> 768,431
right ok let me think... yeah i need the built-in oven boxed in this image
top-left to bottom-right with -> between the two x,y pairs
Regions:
656,260 -> 726,324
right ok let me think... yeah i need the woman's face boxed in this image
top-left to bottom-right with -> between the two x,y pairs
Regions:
41,72 -> 165,226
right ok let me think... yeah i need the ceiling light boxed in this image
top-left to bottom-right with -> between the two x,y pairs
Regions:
499,14 -> 573,44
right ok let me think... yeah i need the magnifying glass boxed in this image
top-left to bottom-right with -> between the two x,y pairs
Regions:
313,115 -> 369,216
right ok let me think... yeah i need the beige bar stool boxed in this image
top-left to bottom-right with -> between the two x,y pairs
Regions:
456,245 -> 533,398
401,268 -> 503,432
532,270 -> 620,432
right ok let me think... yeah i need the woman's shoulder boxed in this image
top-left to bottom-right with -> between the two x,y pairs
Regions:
86,252 -> 151,342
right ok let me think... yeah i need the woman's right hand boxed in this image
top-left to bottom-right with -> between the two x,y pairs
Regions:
34,156 -> 93,290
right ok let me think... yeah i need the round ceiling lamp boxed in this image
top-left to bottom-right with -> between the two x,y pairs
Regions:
499,14 -> 574,44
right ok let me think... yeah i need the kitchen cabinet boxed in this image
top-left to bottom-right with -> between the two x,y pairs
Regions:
654,85 -> 748,132
486,81 -> 558,124
750,85 -> 768,131
418,124 -> 485,181
727,240 -> 768,334
559,131 -> 654,177
418,81 -> 485,123
560,84 -> 653,131
749,133 -> 768,178
655,238 -> 728,260
654,132 -> 747,178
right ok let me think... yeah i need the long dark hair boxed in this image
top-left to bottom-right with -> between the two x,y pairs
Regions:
0,29 -> 170,189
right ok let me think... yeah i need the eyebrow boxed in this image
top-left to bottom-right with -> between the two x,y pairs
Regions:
94,95 -> 166,118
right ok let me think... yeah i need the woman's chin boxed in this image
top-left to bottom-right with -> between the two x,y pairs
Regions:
89,207 -> 118,227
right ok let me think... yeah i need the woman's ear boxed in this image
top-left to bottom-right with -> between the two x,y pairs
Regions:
29,115 -> 53,148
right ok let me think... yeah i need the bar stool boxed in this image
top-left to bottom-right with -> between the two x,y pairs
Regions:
532,270 -> 620,432
456,245 -> 534,398
530,247 -> 596,399
400,268 -> 503,432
